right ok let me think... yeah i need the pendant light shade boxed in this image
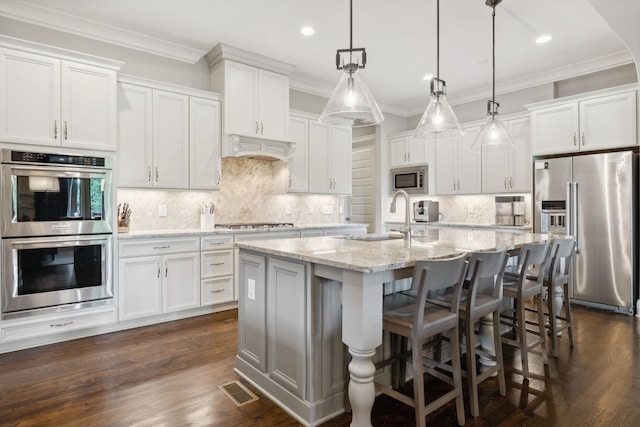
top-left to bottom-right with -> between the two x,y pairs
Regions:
471,0 -> 514,151
414,0 -> 462,139
319,0 -> 384,127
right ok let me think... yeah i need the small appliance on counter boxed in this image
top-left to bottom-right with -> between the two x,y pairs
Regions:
413,200 -> 439,222
495,196 -> 525,226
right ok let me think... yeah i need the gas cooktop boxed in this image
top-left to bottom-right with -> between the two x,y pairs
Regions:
214,222 -> 294,230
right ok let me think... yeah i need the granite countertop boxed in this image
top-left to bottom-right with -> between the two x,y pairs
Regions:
235,229 -> 549,274
117,223 -> 367,239
386,221 -> 532,231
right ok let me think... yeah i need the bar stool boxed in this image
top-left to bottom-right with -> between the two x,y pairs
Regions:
375,254 -> 468,427
499,242 -> 551,379
456,250 -> 509,418
531,236 -> 575,357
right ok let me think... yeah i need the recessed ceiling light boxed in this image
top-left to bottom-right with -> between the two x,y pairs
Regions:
536,35 -> 552,44
301,26 -> 315,36
423,74 -> 434,81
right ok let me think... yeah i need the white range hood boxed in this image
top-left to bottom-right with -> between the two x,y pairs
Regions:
222,133 -> 295,162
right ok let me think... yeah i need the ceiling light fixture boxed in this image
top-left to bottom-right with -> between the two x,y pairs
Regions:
471,0 -> 514,152
319,0 -> 384,127
301,26 -> 315,36
414,0 -> 462,138
536,34 -> 552,44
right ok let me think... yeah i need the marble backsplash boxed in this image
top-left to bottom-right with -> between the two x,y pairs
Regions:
117,158 -> 342,231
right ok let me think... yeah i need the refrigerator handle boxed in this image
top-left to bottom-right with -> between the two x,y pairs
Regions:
567,181 -> 579,253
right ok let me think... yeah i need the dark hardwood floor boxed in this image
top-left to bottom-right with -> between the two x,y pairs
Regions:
0,305 -> 638,426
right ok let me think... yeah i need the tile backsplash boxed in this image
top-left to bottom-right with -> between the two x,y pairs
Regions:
117,158 -> 341,231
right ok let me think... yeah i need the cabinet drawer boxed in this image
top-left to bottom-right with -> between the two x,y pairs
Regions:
201,235 -> 234,250
202,276 -> 234,305
201,250 -> 233,277
119,237 -> 200,257
1,308 -> 116,342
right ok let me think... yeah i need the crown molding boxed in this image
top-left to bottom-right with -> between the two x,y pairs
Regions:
0,1 -> 206,63
205,43 -> 296,76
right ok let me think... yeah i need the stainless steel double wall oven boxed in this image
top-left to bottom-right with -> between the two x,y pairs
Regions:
1,149 -> 113,319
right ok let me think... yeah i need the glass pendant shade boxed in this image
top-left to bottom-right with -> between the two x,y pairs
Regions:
470,111 -> 514,152
319,65 -> 384,127
414,82 -> 463,138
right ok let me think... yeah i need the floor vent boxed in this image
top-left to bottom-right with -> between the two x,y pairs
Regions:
219,380 -> 259,407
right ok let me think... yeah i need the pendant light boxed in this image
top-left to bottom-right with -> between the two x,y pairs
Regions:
414,0 -> 463,138
470,0 -> 514,151
319,0 -> 384,127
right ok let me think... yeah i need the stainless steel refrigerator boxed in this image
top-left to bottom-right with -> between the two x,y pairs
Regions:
533,150 -> 637,315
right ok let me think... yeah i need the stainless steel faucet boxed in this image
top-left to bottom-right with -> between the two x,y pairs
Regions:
390,190 -> 411,248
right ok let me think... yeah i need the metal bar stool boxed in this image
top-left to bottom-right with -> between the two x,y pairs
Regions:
375,254 -> 468,427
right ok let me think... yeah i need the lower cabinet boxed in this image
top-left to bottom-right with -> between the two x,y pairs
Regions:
118,237 -> 201,321
201,235 -> 234,306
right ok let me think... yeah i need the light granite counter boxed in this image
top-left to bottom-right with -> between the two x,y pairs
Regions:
117,223 -> 367,239
386,220 -> 532,231
235,229 -> 548,274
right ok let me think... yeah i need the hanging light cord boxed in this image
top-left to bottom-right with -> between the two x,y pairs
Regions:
491,2 -> 496,116
349,0 -> 353,65
436,0 -> 440,82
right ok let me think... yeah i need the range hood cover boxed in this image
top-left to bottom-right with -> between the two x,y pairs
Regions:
222,134 -> 296,162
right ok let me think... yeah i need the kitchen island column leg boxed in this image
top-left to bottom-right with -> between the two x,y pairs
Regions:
341,270 -> 384,427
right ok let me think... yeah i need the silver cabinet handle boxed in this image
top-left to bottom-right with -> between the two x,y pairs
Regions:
208,241 -> 225,246
155,167 -> 159,183
211,289 -> 225,294
54,120 -> 58,139
148,167 -> 152,182
404,152 -> 407,162
408,151 -> 411,162
210,262 -> 225,266
50,321 -> 73,327
453,180 -> 456,191
581,132 -> 585,145
457,180 -> 460,191
217,171 -> 221,185
64,121 -> 69,140
153,245 -> 171,250
164,261 -> 168,278
573,133 -> 577,146
260,122 -> 264,135
288,175 -> 292,189
157,262 -> 160,278
504,177 -> 507,189
255,121 -> 259,134
509,177 -> 513,188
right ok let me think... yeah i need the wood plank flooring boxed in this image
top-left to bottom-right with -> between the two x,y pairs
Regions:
0,305 -> 638,426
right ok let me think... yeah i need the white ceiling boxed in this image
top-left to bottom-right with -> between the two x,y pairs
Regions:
0,0 -> 635,116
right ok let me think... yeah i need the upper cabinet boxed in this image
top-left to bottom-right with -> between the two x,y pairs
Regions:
308,121 -> 352,195
482,116 -> 531,193
529,86 -> 637,156
434,126 -> 482,195
0,46 -> 120,151
117,76 -> 221,190
389,133 -> 427,168
207,43 -> 295,144
276,115 -> 309,193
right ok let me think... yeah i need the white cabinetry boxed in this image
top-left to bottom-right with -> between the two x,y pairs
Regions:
0,47 -> 119,150
389,133 -> 427,167
274,115 -> 309,193
482,116 -> 531,193
201,235 -> 234,306
435,125 -> 481,195
529,87 -> 637,155
210,59 -> 289,140
118,237 -> 200,321
117,77 -> 221,189
308,121 -> 352,194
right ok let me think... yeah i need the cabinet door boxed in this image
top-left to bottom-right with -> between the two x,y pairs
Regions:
389,136 -> 408,167
0,49 -> 60,146
153,90 -> 189,188
61,61 -> 117,150
162,252 -> 200,313
579,91 -> 637,151
119,256 -> 162,321
287,116 -> 309,192
434,136 -> 457,195
457,126 -> 482,194
189,96 -> 221,190
330,126 -> 352,194
238,252 -> 267,372
117,83 -> 153,187
267,258 -> 307,398
224,61 -> 259,136
308,121 -> 331,193
407,135 -> 427,165
258,69 -> 289,140
530,103 -> 579,155
508,117 -> 531,192
482,148 -> 509,193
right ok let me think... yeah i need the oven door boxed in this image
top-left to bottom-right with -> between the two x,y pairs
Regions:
2,234 -> 113,319
1,164 -> 112,237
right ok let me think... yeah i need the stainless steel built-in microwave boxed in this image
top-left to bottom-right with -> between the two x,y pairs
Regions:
391,165 -> 428,194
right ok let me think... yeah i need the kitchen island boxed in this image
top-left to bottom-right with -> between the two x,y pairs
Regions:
235,229 -> 548,427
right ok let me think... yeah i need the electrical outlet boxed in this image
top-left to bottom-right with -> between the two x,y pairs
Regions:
322,205 -> 334,215
467,204 -> 474,214
247,279 -> 256,301
285,204 -> 291,215
308,205 -> 314,215
158,204 -> 167,217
